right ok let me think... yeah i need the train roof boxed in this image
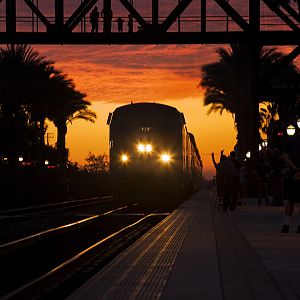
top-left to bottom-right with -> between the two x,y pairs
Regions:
188,132 -> 202,165
113,102 -> 180,115
109,102 -> 184,126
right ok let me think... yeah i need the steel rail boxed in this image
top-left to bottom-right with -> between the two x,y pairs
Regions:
0,206 -> 127,256
2,212 -> 168,300
0,196 -> 114,216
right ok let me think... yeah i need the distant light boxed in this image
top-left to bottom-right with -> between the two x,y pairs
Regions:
121,154 -> 128,162
287,125 -> 296,136
3,157 -> 8,161
277,132 -> 284,136
45,160 -> 49,165
297,118 -> 300,129
262,141 -> 268,148
160,153 -> 171,163
259,145 -> 262,151
137,144 -> 145,153
145,144 -> 152,153
246,151 -> 251,158
18,156 -> 24,162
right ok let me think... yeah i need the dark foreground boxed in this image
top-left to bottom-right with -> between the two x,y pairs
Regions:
67,189 -> 300,300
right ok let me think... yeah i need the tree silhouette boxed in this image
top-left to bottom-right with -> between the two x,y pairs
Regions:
0,44 -> 55,161
46,73 -> 96,168
0,44 -> 96,167
84,152 -> 109,174
200,44 -> 300,157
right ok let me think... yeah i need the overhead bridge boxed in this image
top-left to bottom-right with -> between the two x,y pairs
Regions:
2,0 -> 299,159
2,0 -> 300,45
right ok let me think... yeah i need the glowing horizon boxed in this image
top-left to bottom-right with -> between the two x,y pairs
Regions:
42,44 -> 237,180
2,1 -> 300,180
33,42 -> 299,180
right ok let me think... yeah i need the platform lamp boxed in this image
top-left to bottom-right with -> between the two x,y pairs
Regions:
286,125 -> 296,136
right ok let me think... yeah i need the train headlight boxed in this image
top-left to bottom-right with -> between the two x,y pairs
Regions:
145,144 -> 152,153
137,144 -> 145,153
160,153 -> 171,164
137,143 -> 153,153
121,154 -> 129,163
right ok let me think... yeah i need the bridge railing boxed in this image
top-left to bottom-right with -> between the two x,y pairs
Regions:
0,0 -> 298,35
0,14 -> 296,33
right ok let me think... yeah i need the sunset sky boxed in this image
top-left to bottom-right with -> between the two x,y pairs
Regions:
35,44 -> 236,179
7,0 -> 298,179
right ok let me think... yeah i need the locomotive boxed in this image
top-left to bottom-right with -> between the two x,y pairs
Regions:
107,102 -> 202,206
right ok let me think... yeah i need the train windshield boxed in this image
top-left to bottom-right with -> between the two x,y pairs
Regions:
110,105 -> 182,150
111,107 -> 182,132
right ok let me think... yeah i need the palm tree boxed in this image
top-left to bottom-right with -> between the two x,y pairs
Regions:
47,73 -> 96,167
0,44 -> 96,167
0,44 -> 55,161
200,44 -> 299,158
26,57 -> 59,162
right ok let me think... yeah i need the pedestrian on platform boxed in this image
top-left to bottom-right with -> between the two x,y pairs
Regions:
211,150 -> 226,208
229,150 -> 243,206
219,154 -> 240,211
90,6 -> 99,33
229,150 -> 242,171
281,132 -> 300,233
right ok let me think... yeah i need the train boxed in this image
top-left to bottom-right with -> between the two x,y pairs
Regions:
107,102 -> 203,207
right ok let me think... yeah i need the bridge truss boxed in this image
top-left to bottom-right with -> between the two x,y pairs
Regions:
1,0 -> 300,45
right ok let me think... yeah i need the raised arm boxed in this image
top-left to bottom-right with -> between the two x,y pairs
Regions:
211,152 -> 218,169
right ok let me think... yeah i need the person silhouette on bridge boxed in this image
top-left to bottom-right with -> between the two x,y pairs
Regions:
90,6 -> 99,33
128,14 -> 133,33
101,6 -> 113,33
116,17 -> 124,33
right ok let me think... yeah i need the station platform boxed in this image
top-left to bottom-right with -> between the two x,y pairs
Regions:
67,189 -> 300,300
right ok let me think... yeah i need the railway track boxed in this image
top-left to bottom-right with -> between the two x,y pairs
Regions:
0,196 -> 114,218
0,206 -> 128,255
0,196 -> 119,245
0,205 -> 169,299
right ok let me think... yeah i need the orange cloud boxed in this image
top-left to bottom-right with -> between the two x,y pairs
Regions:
36,43 -> 237,179
37,44 -> 216,103
35,42 -> 300,179
5,1 -> 300,180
